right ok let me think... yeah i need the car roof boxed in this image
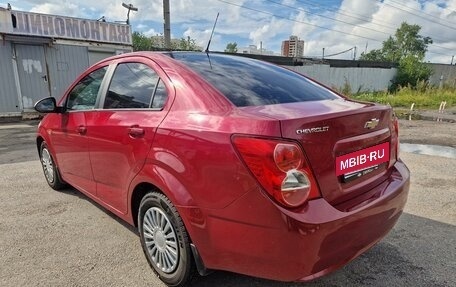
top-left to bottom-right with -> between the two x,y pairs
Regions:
94,51 -> 259,67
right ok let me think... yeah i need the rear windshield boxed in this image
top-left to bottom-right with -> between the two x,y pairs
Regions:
169,53 -> 340,107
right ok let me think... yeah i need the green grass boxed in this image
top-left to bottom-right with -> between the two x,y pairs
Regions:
347,86 -> 456,109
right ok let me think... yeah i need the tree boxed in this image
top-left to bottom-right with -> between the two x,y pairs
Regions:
359,49 -> 385,61
225,42 -> 238,53
395,55 -> 432,89
360,22 -> 432,62
132,32 -> 201,51
359,22 -> 433,89
172,37 -> 202,51
132,31 -> 154,51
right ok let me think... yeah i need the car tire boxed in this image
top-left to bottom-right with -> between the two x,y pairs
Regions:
138,192 -> 195,287
39,142 -> 66,190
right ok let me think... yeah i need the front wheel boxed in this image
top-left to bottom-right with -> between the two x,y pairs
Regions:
39,142 -> 66,190
138,192 -> 195,286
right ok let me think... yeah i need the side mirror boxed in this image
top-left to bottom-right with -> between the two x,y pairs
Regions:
34,97 -> 61,113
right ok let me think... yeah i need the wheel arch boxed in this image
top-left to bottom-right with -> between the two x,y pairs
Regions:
36,134 -> 58,167
130,182 -> 162,228
131,180 -> 211,277
128,162 -> 197,226
36,136 -> 45,155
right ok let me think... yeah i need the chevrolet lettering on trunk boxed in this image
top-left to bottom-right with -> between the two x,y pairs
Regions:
296,126 -> 329,134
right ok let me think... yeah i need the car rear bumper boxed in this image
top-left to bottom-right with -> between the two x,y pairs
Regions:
184,159 -> 410,282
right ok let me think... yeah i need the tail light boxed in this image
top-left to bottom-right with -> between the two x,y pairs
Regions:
232,136 -> 321,208
390,114 -> 400,166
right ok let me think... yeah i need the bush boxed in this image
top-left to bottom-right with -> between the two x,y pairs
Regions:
350,86 -> 456,109
391,55 -> 433,91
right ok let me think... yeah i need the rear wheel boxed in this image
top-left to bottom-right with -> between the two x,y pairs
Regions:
138,192 -> 195,286
39,142 -> 65,190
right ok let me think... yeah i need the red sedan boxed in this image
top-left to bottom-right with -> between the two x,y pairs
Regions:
34,52 -> 409,286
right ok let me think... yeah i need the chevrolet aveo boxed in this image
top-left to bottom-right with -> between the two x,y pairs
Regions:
34,52 -> 409,286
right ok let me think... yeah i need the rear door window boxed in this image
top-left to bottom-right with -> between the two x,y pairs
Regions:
104,63 -> 167,109
151,79 -> 167,109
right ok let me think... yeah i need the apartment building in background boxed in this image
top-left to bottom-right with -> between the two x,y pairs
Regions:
281,35 -> 304,57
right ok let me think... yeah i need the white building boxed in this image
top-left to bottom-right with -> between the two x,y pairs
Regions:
240,44 -> 275,56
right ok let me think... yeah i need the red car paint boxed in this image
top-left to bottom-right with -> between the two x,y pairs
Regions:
36,52 -> 409,282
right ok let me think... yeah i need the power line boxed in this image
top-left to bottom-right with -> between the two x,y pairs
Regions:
295,0 -> 397,31
324,47 -> 355,58
387,0 -> 456,27
216,0 -> 382,42
294,0 -> 454,51
427,50 -> 455,57
264,0 -> 393,38
297,0 -> 456,53
293,0 -> 456,48
378,0 -> 456,32
430,44 -> 456,52
216,0 -> 455,58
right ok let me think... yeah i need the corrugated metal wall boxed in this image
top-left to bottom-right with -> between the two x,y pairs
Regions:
1,40 -> 131,115
0,41 -> 20,114
88,50 -> 115,66
45,44 -> 89,100
288,65 -> 398,92
427,63 -> 456,87
2,44 -> 456,115
14,44 -> 51,109
288,63 -> 456,91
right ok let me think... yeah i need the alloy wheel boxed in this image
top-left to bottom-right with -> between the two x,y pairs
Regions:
41,148 -> 54,183
142,207 -> 179,273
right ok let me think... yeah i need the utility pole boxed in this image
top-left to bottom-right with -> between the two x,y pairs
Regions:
163,0 -> 171,50
122,3 -> 138,25
353,46 -> 357,60
322,48 -> 325,59
451,55 -> 454,65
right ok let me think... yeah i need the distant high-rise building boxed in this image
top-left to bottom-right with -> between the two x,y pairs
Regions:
281,36 -> 304,57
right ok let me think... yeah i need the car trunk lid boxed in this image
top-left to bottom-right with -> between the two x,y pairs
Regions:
240,99 -> 395,206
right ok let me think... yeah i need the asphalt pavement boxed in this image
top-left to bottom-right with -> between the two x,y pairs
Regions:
0,120 -> 454,287
0,121 -> 39,164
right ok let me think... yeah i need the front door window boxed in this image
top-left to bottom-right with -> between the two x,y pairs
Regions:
66,67 -> 107,111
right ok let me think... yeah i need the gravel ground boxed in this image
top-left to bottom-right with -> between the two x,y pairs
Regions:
0,119 -> 455,286
399,120 -> 456,148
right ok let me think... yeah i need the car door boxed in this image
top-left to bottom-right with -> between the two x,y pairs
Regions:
50,66 -> 108,195
85,58 -> 171,214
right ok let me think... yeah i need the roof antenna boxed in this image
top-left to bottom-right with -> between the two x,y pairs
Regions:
205,12 -> 219,53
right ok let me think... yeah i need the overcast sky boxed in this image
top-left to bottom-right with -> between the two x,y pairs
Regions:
3,0 -> 456,63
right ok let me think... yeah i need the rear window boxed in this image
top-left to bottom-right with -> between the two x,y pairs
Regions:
169,53 -> 340,107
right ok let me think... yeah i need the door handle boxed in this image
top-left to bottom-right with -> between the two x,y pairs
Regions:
41,75 -> 48,83
77,125 -> 87,135
128,126 -> 144,138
